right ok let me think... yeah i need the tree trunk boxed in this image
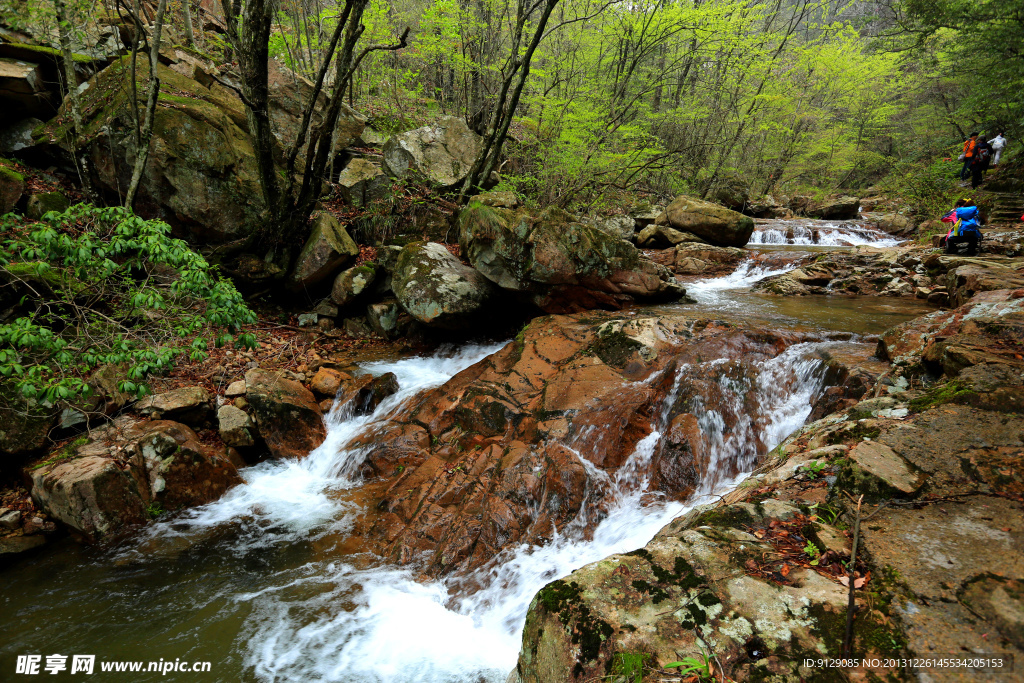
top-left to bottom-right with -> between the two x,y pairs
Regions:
125,0 -> 168,209
53,0 -> 92,194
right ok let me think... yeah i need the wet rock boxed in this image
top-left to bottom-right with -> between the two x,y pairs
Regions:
460,204 -> 686,313
331,263 -> 377,307
0,507 -> 21,530
659,195 -> 755,247
945,262 -> 1024,308
309,367 -> 353,397
337,372 -> 400,415
132,420 -> 243,509
356,312 -> 810,577
336,158 -> 389,207
392,241 -> 496,329
288,213 -> 360,291
517,500 -> 852,682
806,195 -> 859,220
382,116 -> 483,188
672,242 -> 746,275
244,369 -> 327,459
0,534 -> 46,555
217,405 -> 255,447
135,386 -> 212,425
0,161 -> 25,214
25,191 -> 69,219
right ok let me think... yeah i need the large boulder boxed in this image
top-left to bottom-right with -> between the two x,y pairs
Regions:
658,195 -> 755,247
29,419 -> 242,541
460,204 -> 686,313
244,369 -> 327,459
587,215 -> 635,241
382,116 -> 483,188
288,213 -> 359,291
806,195 -> 860,220
135,385 -> 212,425
391,241 -> 497,329
34,55 -> 363,244
0,387 -> 56,468
636,223 -> 704,248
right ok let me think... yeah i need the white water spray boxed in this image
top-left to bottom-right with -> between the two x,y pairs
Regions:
749,220 -> 901,247
226,339 -> 833,682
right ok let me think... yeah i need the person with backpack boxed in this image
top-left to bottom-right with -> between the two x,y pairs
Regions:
989,132 -> 1007,165
960,132 -> 979,180
942,199 -> 983,256
971,139 -> 992,189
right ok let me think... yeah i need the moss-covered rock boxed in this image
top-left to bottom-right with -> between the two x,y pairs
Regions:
0,162 -> 26,214
459,203 -> 686,313
331,263 -> 378,307
391,241 -> 497,329
25,191 -> 69,219
660,195 -> 755,247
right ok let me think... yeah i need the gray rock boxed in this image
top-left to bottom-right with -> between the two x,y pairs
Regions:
135,386 -> 212,424
287,213 -> 359,291
392,241 -> 496,329
0,507 -> 21,530
367,299 -> 402,338
343,317 -> 374,337
588,215 -> 635,241
337,158 -> 389,207
224,380 -> 246,398
217,405 -> 255,447
297,312 -> 318,327
849,441 -> 924,494
331,264 -> 378,307
637,223 -> 704,248
659,195 -> 755,247
382,116 -> 484,187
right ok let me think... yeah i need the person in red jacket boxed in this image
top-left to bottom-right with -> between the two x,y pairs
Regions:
960,132 -> 978,180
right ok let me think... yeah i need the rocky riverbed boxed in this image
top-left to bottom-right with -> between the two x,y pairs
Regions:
2,218 -> 1023,683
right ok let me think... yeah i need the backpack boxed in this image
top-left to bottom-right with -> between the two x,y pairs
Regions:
975,146 -> 991,165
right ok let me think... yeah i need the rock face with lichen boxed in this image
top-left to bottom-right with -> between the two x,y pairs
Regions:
391,241 -> 497,329
382,116 -> 483,188
459,203 -> 687,313
34,54 -> 363,244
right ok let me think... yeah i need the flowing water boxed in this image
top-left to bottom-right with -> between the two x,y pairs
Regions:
0,219 -> 927,682
748,218 -> 902,247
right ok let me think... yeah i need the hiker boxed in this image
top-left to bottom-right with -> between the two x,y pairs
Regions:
942,199 -> 982,256
971,138 -> 992,189
989,132 -> 1007,165
960,132 -> 979,180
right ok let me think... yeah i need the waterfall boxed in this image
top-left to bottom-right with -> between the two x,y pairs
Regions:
748,220 -> 902,247
225,340 -> 834,682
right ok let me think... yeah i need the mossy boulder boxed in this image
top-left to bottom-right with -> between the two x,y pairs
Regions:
35,55 -> 363,245
331,263 -> 378,307
382,116 -> 483,188
659,195 -> 755,247
288,213 -> 359,291
459,203 -> 686,313
0,385 -> 56,468
0,162 -> 25,214
391,241 -> 496,329
25,191 -> 69,219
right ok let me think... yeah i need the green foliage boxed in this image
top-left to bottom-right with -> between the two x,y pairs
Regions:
146,501 -> 165,518
878,158 -> 962,222
0,204 -> 256,405
610,651 -> 649,683
798,460 -> 829,480
803,541 -> 821,565
664,654 -> 712,678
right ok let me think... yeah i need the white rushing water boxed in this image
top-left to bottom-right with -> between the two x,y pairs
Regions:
749,220 -> 901,247
132,340 -> 827,682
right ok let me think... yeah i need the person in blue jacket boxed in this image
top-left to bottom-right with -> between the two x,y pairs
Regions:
943,199 -> 982,255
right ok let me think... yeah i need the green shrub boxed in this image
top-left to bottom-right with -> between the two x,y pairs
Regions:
0,204 -> 257,403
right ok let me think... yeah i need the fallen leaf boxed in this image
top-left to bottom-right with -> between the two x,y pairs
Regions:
754,530 -> 766,539
745,559 -> 758,571
854,576 -> 867,589
1002,527 -> 1013,532
781,564 -> 790,577
777,529 -> 790,537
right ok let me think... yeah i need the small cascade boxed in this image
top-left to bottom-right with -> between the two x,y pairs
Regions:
232,341 -> 834,682
749,219 -> 901,247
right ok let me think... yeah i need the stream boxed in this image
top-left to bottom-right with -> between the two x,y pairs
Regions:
0,219 -> 929,682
